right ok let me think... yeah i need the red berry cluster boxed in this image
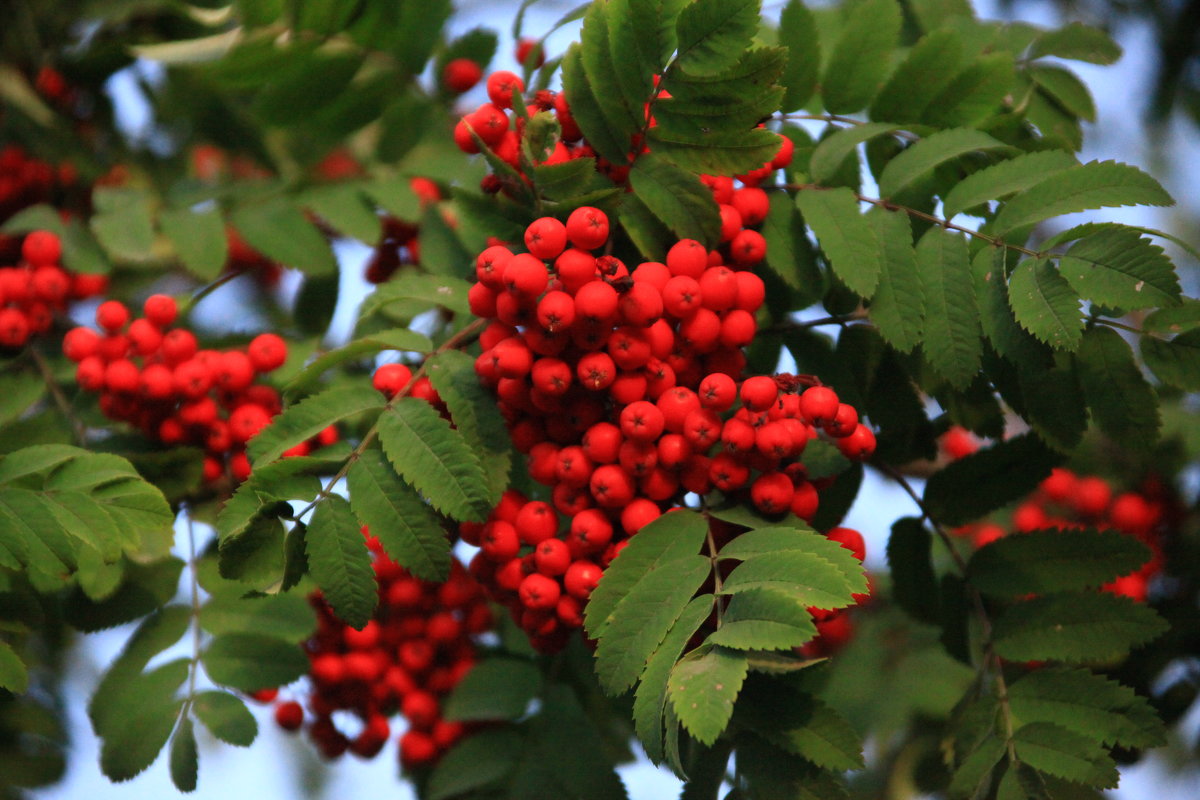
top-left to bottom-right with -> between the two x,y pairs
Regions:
955,465 -> 1167,602
61,295 -> 325,483
0,145 -> 82,227
0,230 -> 106,350
453,69 -> 795,197
270,539 -> 494,770
459,209 -> 875,649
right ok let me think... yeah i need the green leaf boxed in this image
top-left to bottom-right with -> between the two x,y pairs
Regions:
943,150 -> 1077,218
969,529 -> 1150,597
720,551 -> 858,610
230,197 -> 337,276
759,699 -> 864,771
202,633 -> 309,691
628,154 -> 721,247
90,607 -> 188,731
992,161 -> 1173,237
993,592 -> 1169,663
1028,22 -> 1121,65
595,555 -> 711,694
1012,722 -> 1118,788
443,658 -> 541,721
779,0 -> 820,111
199,592 -> 316,642
924,433 -> 1061,526
1074,326 -> 1160,451
1058,232 -> 1181,314
761,191 -> 823,298
346,448 -> 450,581
796,187 -> 880,297
305,495 -> 377,629
1008,668 -> 1166,750
923,52 -> 1015,127
717,526 -> 867,596
0,639 -> 28,693
586,509 -> 710,636
427,729 -> 524,800
215,454 -> 331,542
916,227 -> 981,387
646,124 -> 782,176
708,589 -> 817,650
417,205 -> 472,277
360,272 -> 474,320
1008,258 -> 1083,350
887,517 -> 940,624
668,646 -> 748,745
608,0 -> 665,120
809,123 -> 901,184
869,29 -> 965,124
1,203 -> 65,236
427,350 -> 513,505
1143,330 -> 1200,391
1143,298 -> 1200,335
1018,356 -> 1088,452
377,397 -> 492,521
98,664 -> 185,782
0,370 -> 44,426
299,183 -> 381,243
283,329 -> 432,397
879,129 -> 1015,199
674,0 -> 759,77
1030,64 -> 1095,121
561,44 -> 629,165
973,248 -> 1047,363
362,175 -> 419,221
90,189 -> 155,263
160,205 -> 228,280
821,0 -> 901,114
866,208 -> 922,352
248,384 -> 382,465
193,691 -> 258,747
168,716 -> 197,793
633,595 -> 712,763
578,2 -> 642,159
254,51 -> 361,124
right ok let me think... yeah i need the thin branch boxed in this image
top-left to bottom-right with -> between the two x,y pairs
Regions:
30,346 -> 88,446
776,113 -> 920,141
766,310 -> 869,333
182,269 -> 245,315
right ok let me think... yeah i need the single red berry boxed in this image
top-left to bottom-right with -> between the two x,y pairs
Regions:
95,300 -> 130,333
21,230 -> 61,267
247,333 -> 288,372
515,37 -> 545,68
486,70 -> 524,109
274,701 -> 304,732
827,527 -> 866,561
564,560 -> 603,599
142,294 -> 178,327
740,375 -> 779,412
442,58 -> 483,93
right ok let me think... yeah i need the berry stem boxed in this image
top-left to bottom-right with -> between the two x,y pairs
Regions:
29,344 -> 88,446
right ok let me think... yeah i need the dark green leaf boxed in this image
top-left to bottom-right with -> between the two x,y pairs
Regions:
199,592 -> 316,642
306,495 -> 377,629
248,385 -> 382,465
993,592 -> 1169,663
417,205 -> 472,277
443,658 -> 541,721
1074,326 -> 1160,451
869,29 -> 965,123
1028,23 -> 1121,65
230,197 -> 336,275
283,329 -> 432,397
708,589 -> 817,650
974,247 -> 1049,363
821,0 -> 901,114
923,52 -> 1014,127
720,551 -> 859,610
427,729 -> 524,800
1058,227 -> 1181,310
298,183 -> 381,242
992,161 -> 1173,237
98,663 -> 184,782
809,123 -> 901,184
1144,298 -> 1200,335
943,150 -> 1077,218
168,716 -> 197,793
562,44 -> 629,164
924,433 -> 1061,526
1012,722 -> 1118,788
879,129 -> 1015,199
90,189 -> 155,264
160,206 -> 228,280
0,639 -> 28,693
761,191 -> 823,299
634,595 -> 712,763
916,227 -> 981,387
887,517 -> 940,624
376,398 -> 492,522
193,691 -> 258,747
646,124 -> 782,176
867,208 -> 922,352
779,0 -> 820,111
1008,258 -> 1083,350
674,0 -> 759,77
969,528 -> 1150,597
202,633 -> 309,692
668,645 -> 748,745
795,187 -> 880,297
1008,668 -> 1166,750
628,154 -> 721,247
1143,330 -> 1200,391
1030,65 -> 1095,121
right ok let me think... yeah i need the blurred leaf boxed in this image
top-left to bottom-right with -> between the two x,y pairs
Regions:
193,691 -> 258,747
444,658 -> 541,721
202,633 -> 308,691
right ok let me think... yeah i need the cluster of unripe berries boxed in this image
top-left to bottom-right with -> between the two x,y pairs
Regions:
61,294 -> 328,483
269,539 -> 494,770
942,430 -> 1168,603
459,209 -> 874,649
0,230 -> 106,350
